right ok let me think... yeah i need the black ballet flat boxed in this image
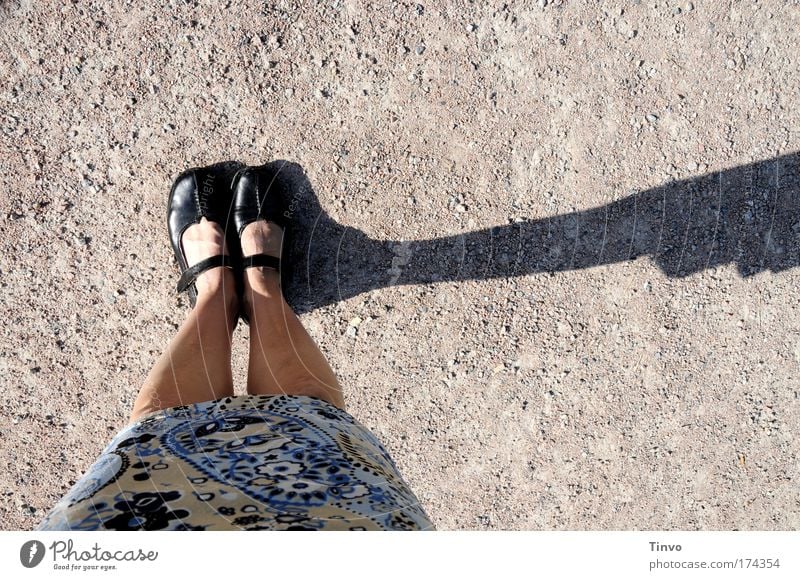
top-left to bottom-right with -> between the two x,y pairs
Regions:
167,161 -> 244,308
231,164 -> 294,323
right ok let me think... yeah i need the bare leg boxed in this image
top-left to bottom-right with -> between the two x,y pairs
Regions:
130,218 -> 238,422
241,221 -> 345,409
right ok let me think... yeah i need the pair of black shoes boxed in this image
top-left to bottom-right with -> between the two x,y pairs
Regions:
167,162 -> 291,323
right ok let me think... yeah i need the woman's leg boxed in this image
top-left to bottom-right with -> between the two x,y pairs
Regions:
241,220 -> 345,409
130,218 -> 238,422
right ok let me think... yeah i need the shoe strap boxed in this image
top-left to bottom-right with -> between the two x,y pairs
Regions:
176,255 -> 233,293
242,254 -> 280,271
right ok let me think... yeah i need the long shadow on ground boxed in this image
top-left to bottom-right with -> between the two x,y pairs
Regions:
257,153 -> 800,313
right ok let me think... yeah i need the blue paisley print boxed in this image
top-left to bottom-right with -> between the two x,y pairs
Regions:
38,395 -> 433,531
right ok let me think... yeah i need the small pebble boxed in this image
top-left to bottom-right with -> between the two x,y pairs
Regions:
539,0 -> 548,7
646,113 -> 658,123
415,44 -> 426,55
686,1 -> 694,10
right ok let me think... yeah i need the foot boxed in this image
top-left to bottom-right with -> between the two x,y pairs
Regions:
240,219 -> 284,313
181,217 -> 237,304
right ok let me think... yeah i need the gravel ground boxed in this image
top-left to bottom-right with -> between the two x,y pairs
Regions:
1,0 -> 799,530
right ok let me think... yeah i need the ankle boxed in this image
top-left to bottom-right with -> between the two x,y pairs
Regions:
248,266 -> 282,288
242,269 -> 283,315
195,268 -> 239,309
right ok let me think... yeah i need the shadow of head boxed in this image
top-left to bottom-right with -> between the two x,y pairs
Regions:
265,154 -> 799,314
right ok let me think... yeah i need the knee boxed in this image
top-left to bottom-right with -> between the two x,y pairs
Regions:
289,381 -> 346,410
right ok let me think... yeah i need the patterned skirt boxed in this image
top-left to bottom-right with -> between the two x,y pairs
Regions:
38,395 -> 433,531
